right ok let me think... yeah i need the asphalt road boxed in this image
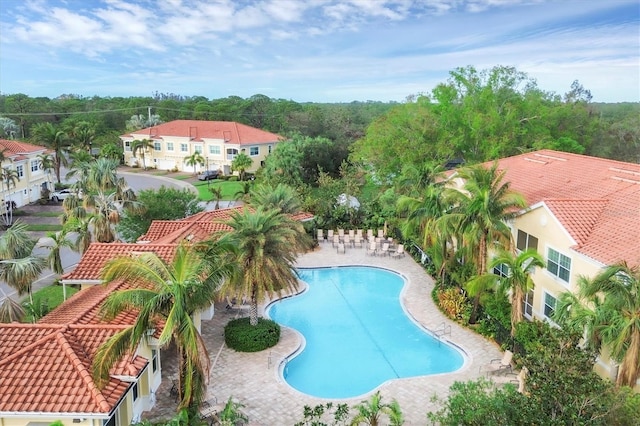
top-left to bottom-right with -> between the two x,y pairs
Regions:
0,169 -> 197,307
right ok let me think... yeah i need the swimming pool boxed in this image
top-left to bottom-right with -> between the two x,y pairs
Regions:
266,266 -> 465,398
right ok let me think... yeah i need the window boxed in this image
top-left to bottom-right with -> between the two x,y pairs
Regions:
151,349 -> 158,373
523,290 -> 534,318
516,230 -> 538,252
209,145 -> 220,155
493,263 -> 510,278
132,382 -> 139,401
167,142 -> 174,151
30,160 -> 39,172
543,292 -> 557,320
125,141 -> 131,151
16,165 -> 24,178
249,146 -> 259,156
268,144 -> 272,154
547,248 -> 571,283
180,143 -> 188,153
154,141 -> 161,151
227,148 -> 238,161
194,145 -> 203,154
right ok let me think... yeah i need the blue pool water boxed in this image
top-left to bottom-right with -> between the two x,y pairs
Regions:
266,266 -> 465,398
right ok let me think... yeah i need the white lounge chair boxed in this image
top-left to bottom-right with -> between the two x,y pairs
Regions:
482,350 -> 513,375
378,242 -> 390,257
366,241 -> 377,256
353,235 -> 363,248
317,229 -> 325,242
336,242 -> 346,254
392,244 -> 405,258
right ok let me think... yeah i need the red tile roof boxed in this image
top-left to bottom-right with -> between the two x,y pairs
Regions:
62,243 -> 178,282
0,139 -> 49,157
0,323 -> 146,414
481,150 -> 640,267
123,120 -> 283,145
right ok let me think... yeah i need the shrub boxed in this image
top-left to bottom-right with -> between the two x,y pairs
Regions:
228,176 -> 239,182
436,287 -> 471,323
224,317 -> 280,352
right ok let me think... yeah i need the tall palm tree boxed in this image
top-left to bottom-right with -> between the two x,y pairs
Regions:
250,183 -> 302,214
32,122 -> 70,183
184,152 -> 205,175
37,153 -> 55,194
93,242 -> 233,411
71,121 -> 96,153
0,220 -> 46,304
467,248 -> 545,336
43,229 -> 74,275
210,207 -> 311,326
0,166 -> 20,227
446,163 -> 526,321
131,139 -> 153,170
555,262 -> 640,387
234,181 -> 253,205
62,216 -> 92,254
231,152 -> 253,181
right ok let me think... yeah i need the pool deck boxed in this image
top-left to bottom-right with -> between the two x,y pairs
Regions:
147,241 -> 504,425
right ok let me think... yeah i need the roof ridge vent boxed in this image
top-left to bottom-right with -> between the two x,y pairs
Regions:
609,167 -> 640,177
524,157 -> 547,164
611,176 -> 640,184
534,153 -> 567,161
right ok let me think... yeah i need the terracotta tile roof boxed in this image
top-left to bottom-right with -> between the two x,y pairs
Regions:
481,150 -> 640,267
0,139 -> 48,157
62,243 -> 177,282
0,323 -> 146,414
122,120 -> 283,145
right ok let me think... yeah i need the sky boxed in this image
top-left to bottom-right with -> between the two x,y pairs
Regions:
0,0 -> 638,103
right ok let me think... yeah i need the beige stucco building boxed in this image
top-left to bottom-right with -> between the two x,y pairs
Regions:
458,150 -> 640,387
120,120 -> 283,174
0,139 -> 51,210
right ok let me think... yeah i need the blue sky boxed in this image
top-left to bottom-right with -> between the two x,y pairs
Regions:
0,0 -> 638,103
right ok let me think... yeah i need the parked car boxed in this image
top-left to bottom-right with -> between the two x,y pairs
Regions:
197,170 -> 220,181
50,188 -> 81,202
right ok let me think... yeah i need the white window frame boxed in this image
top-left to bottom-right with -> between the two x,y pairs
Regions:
523,289 -> 534,319
209,145 -> 220,155
166,142 -> 174,151
153,141 -> 162,151
547,247 -> 571,284
151,349 -> 158,373
30,160 -> 39,172
16,165 -> 24,178
249,146 -> 259,156
180,143 -> 188,153
124,141 -> 131,152
194,145 -> 203,154
543,291 -> 557,321
493,263 -> 510,278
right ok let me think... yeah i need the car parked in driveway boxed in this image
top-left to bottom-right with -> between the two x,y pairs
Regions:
197,170 -> 220,181
50,188 -> 81,202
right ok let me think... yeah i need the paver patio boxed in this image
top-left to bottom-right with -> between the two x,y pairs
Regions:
146,240 -> 503,425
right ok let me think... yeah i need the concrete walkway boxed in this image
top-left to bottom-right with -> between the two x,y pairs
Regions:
148,241 -> 503,425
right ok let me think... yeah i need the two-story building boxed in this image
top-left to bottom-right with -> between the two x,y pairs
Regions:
0,139 -> 51,208
120,120 -> 283,174
453,150 -> 639,385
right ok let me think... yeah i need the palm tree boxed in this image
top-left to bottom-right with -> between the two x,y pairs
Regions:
43,229 -> 74,275
0,166 -> 20,227
208,186 -> 223,210
231,152 -> 253,181
467,248 -> 545,336
62,216 -> 92,254
447,163 -> 526,321
554,262 -> 640,387
234,181 -> 253,205
131,139 -> 153,170
71,121 -> 96,153
32,122 -> 70,183
37,153 -> 55,195
0,220 -> 46,304
184,152 -> 205,175
93,242 -> 233,411
210,207 -> 311,326
250,183 -> 302,214
349,391 -> 403,426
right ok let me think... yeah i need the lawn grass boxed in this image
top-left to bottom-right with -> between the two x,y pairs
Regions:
14,211 -> 61,217
193,180 -> 244,201
24,284 -> 78,323
26,224 -> 63,232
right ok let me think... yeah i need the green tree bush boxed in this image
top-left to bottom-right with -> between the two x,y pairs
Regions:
224,317 -> 280,352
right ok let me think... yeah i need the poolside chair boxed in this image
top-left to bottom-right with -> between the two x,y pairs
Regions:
366,241 -> 377,256
317,229 -> 325,243
343,234 -> 352,247
353,234 -> 363,248
336,242 -> 346,254
377,229 -> 384,238
508,367 -> 528,394
378,242 -> 390,257
366,229 -> 374,241
348,229 -> 355,238
332,234 -> 340,248
356,229 -> 363,238
481,350 -> 513,375
392,244 -> 405,258
338,229 -> 345,238
327,229 -> 334,240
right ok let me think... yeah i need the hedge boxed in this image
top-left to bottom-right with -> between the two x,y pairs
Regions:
224,317 -> 281,352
